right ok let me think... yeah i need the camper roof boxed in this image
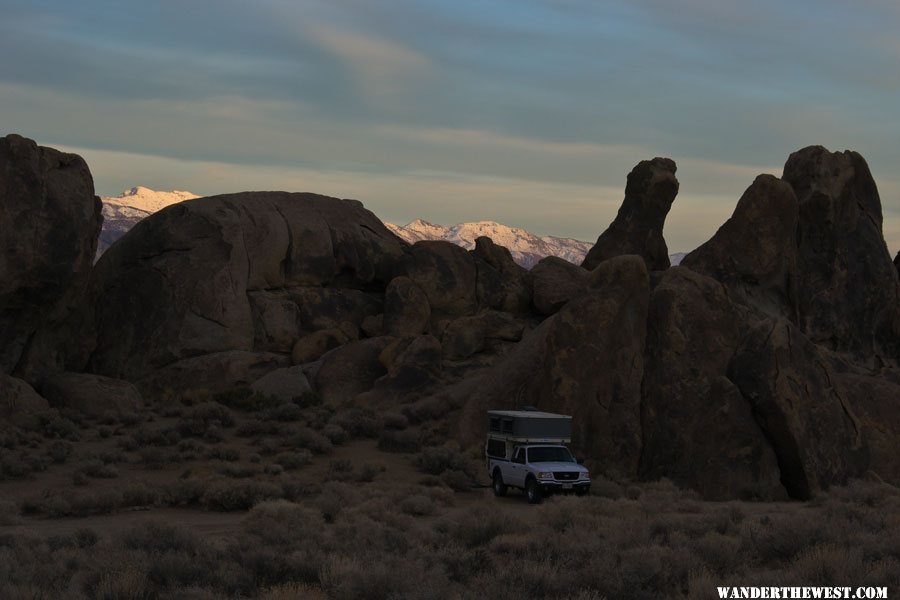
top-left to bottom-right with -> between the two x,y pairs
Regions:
487,410 -> 571,420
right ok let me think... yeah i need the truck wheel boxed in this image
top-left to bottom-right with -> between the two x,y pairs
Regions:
492,470 -> 507,497
525,477 -> 542,504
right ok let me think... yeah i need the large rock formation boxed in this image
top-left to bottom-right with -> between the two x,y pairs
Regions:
581,158 -> 678,271
0,134 -> 102,382
728,320 -> 867,499
681,175 -> 800,322
87,192 -> 405,393
457,255 -> 650,477
640,267 -> 785,500
2,137 -> 898,502
530,256 -> 589,316
782,146 -> 900,365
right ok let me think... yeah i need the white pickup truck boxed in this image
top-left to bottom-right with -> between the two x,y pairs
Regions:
485,409 -> 590,504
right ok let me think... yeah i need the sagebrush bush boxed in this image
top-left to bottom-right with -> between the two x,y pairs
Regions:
201,480 -> 282,511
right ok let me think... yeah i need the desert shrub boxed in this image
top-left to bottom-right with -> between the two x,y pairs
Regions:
237,419 -> 281,437
119,411 -> 144,427
214,387 -> 280,412
0,452 -> 32,478
0,428 -> 29,449
382,412 -> 409,431
329,408 -> 380,438
321,424 -> 349,445
320,556 -> 450,600
138,447 -> 177,469
399,494 -> 435,516
129,426 -> 181,448
206,446 -> 240,462
123,520 -> 200,555
32,410 -> 80,440
330,459 -> 352,473
265,464 -> 285,476
121,482 -> 161,507
293,391 -> 323,408
413,442 -> 470,476
355,462 -> 382,483
219,464 -> 260,479
285,428 -> 332,454
441,469 -> 474,492
446,507 -> 519,549
401,396 -> 453,424
248,453 -> 261,464
48,440 -> 72,464
274,450 -> 313,470
97,425 -> 114,439
163,479 -> 207,507
201,480 -> 282,511
0,499 -> 22,525
259,582 -> 327,600
377,429 -> 421,453
78,459 -> 119,479
178,403 -> 234,439
266,403 -> 304,422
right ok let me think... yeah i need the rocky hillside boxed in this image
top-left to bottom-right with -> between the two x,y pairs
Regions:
2,134 -> 898,501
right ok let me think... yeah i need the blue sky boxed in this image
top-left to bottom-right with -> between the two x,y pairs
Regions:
2,0 -> 899,253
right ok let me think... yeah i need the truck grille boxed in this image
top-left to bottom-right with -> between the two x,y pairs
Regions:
554,472 -> 579,481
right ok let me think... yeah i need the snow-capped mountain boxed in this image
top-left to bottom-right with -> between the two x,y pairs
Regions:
387,219 -> 594,269
97,187 -> 199,258
96,188 -> 686,269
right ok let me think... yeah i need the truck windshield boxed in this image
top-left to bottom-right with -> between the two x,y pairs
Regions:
527,447 -> 575,463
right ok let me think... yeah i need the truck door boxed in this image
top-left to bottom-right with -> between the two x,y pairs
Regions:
508,447 -> 527,487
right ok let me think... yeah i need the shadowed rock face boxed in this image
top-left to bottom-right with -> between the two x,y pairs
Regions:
0,134 -> 102,382
728,319 -> 868,499
640,267 -> 785,500
86,192 -> 405,391
581,157 -> 679,271
782,146 -> 900,365
681,175 -> 800,322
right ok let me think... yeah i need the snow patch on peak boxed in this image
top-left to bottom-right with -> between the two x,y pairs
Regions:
104,186 -> 200,214
386,219 -> 594,268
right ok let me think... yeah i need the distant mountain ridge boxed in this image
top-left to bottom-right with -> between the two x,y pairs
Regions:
96,187 -> 684,267
386,219 -> 594,268
97,187 -> 199,258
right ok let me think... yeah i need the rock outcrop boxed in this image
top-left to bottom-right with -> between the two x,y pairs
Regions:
87,192 -> 405,393
0,134 -> 102,382
530,256 -> 589,316
383,276 -> 431,337
457,255 -> 650,477
728,320 -> 868,499
0,375 -> 49,425
681,175 -> 800,322
3,137 -> 898,502
782,146 -> 900,364
41,372 -> 143,416
581,158 -> 678,271
640,267 -> 785,500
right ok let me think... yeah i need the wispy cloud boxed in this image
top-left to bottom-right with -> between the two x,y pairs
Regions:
304,23 -> 430,103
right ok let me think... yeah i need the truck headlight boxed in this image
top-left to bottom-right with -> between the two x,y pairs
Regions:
537,472 -> 553,480
579,471 -> 590,480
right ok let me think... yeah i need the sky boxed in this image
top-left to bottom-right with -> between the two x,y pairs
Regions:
1,0 -> 899,253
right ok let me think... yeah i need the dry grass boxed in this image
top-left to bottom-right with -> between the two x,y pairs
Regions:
1,388 -> 898,598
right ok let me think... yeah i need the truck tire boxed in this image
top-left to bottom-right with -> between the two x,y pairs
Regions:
492,469 -> 507,497
525,477 -> 542,504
